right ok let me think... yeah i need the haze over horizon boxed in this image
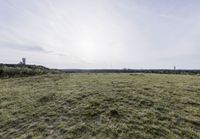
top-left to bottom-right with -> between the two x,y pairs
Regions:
1,0 -> 200,69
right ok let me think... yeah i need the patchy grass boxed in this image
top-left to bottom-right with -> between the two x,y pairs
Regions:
0,73 -> 200,139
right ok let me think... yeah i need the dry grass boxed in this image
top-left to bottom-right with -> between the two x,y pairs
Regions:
0,73 -> 200,139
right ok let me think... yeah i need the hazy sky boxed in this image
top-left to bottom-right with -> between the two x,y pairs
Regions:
1,0 -> 200,69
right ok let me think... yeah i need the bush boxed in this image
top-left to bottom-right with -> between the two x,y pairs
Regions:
0,64 -> 60,78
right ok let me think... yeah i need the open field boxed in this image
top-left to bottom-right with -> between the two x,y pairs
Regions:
0,73 -> 200,139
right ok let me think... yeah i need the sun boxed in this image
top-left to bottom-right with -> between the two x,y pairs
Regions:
79,35 -> 97,60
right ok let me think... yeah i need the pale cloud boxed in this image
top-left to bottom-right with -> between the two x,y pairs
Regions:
0,0 -> 200,69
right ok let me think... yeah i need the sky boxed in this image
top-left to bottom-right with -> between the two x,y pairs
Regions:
0,0 -> 200,69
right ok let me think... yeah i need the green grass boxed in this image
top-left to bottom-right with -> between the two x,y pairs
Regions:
0,73 -> 200,139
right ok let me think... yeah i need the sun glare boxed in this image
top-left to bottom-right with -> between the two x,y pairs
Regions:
79,34 -> 97,60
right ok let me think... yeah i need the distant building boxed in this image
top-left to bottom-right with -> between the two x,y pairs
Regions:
22,58 -> 26,65
19,58 -> 26,65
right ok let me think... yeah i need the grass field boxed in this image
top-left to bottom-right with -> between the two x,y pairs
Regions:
0,73 -> 200,139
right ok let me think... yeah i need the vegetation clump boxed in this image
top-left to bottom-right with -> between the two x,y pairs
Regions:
0,64 -> 61,78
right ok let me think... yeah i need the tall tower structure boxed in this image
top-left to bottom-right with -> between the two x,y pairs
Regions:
22,58 -> 26,65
